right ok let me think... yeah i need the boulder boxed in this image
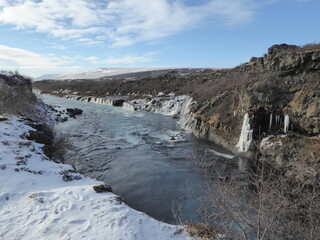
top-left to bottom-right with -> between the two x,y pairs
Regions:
66,108 -> 83,115
93,184 -> 113,193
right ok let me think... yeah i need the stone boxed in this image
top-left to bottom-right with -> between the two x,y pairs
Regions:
66,108 -> 83,115
93,184 -> 113,193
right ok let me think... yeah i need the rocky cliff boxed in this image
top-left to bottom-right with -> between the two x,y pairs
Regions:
188,44 -> 320,184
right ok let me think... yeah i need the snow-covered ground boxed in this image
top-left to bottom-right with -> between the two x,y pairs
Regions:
0,116 -> 193,240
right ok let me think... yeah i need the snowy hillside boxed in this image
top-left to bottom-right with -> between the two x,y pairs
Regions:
34,74 -> 62,81
54,68 -> 169,80
0,116 -> 193,240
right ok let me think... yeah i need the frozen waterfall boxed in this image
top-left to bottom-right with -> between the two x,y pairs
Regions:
236,113 -> 253,152
269,113 -> 273,131
284,114 -> 290,133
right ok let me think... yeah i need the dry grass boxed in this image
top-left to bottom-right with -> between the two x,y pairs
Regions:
186,223 -> 225,240
300,43 -> 320,52
171,147 -> 320,240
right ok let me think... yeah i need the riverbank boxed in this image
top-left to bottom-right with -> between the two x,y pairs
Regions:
0,115 -> 195,240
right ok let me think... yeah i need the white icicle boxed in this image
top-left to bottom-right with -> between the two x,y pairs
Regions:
236,113 -> 253,152
284,114 -> 290,133
269,113 -> 273,131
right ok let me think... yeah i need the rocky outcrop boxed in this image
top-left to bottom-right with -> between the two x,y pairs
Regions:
245,44 -> 320,74
186,44 -> 320,184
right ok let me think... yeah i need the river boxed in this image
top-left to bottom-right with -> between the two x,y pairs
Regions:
40,94 -> 235,224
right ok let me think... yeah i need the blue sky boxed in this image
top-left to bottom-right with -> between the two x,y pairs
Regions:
0,0 -> 319,77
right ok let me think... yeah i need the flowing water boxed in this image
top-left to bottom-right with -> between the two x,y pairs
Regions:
40,94 -> 235,224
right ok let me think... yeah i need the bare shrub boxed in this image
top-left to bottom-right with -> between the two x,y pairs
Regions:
189,151 -> 320,240
300,43 -> 320,52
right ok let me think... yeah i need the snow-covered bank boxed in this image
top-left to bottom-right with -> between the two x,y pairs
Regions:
0,116 -> 193,240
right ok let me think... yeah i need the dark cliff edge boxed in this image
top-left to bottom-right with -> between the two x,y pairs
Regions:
34,44 -> 320,185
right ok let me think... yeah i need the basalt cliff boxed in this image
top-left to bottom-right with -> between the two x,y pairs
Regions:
34,44 -> 320,184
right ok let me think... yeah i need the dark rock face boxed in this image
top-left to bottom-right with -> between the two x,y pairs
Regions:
93,184 -> 113,193
112,99 -> 124,107
66,108 -> 83,118
25,122 -> 55,158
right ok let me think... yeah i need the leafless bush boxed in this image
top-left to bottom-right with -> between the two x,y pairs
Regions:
185,151 -> 320,240
300,43 -> 320,52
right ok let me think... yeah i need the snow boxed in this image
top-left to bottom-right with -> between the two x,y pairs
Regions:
284,114 -> 290,133
209,149 -> 234,159
0,116 -> 193,240
236,113 -> 253,152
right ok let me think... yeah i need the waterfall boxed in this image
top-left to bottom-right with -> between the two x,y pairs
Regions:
284,114 -> 290,133
269,113 -> 273,131
236,113 -> 253,152
178,97 -> 195,131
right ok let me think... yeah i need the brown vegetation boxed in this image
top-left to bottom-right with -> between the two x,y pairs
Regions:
193,153 -> 320,240
34,69 -> 255,104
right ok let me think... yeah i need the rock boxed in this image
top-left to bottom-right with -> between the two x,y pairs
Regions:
0,117 -> 8,121
93,184 -> 113,193
112,99 -> 124,107
66,108 -> 83,115
68,113 -> 76,118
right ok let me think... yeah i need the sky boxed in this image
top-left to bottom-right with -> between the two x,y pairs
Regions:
0,0 -> 319,78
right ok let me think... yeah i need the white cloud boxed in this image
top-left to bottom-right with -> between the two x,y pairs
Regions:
0,44 -> 156,76
92,52 -> 156,65
0,0 -> 267,47
0,44 -> 80,71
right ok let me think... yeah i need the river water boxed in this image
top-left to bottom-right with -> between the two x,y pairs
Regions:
40,94 -> 235,224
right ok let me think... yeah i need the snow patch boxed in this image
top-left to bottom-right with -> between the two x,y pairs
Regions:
209,149 -> 235,159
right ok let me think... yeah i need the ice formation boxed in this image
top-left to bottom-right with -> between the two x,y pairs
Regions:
284,114 -> 290,133
269,113 -> 273,131
236,113 -> 253,152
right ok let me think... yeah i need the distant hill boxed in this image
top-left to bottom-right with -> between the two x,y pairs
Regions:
52,67 -> 210,80
34,74 -> 61,81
